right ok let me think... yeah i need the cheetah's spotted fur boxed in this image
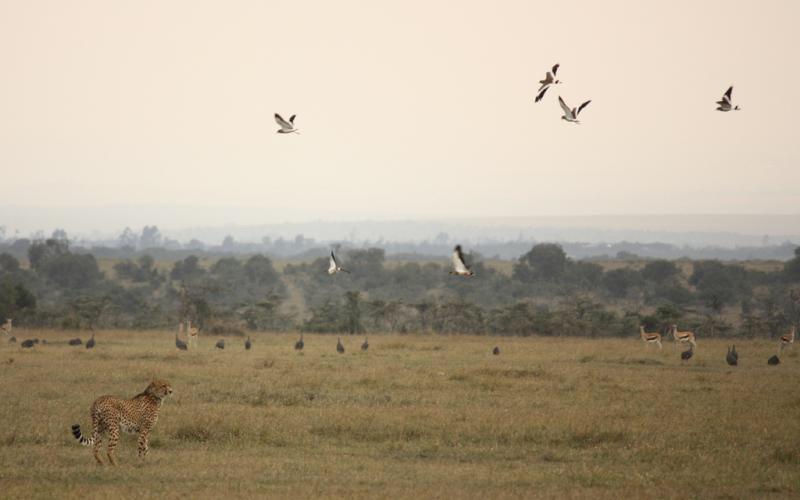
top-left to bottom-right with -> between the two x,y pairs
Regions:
71,379 -> 172,465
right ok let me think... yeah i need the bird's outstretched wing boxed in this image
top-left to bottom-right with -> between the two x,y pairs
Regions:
576,100 -> 591,116
551,63 -> 559,76
452,245 -> 470,274
558,96 -> 572,117
328,252 -> 338,274
535,85 -> 550,103
275,113 -> 293,130
289,114 -> 296,124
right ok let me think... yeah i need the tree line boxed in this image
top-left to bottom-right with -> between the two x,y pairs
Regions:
2,235 -> 800,338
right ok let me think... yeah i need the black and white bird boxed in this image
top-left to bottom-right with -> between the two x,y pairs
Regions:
558,96 -> 591,124
245,336 -> 252,350
726,345 -> 738,366
215,339 -> 225,350
68,338 -> 82,346
449,245 -> 474,277
175,334 -> 188,351
716,86 -> 740,112
86,334 -> 95,350
361,337 -> 369,351
336,336 -> 345,354
295,333 -> 304,351
328,250 -> 350,275
681,345 -> 694,363
274,113 -> 299,134
21,339 -> 35,348
535,63 -> 561,103
768,354 -> 780,366
492,346 -> 500,355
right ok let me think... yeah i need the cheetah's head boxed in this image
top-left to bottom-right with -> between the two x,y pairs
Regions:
145,379 -> 173,400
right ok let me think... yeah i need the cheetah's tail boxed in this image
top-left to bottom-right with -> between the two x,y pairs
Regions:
71,424 -> 94,446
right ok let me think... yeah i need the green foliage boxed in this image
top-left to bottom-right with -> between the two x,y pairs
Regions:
42,253 -> 103,289
513,243 -> 568,282
0,281 -> 36,318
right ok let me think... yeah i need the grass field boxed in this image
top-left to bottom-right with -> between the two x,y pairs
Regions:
1,330 -> 799,499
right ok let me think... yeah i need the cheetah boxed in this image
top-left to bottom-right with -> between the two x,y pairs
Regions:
71,379 -> 173,465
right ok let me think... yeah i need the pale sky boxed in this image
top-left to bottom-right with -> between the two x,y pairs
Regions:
1,0 -> 798,231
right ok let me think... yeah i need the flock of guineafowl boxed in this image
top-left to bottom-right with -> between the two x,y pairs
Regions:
3,311 -> 796,367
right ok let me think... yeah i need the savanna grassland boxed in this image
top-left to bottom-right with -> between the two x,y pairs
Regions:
1,330 -> 799,499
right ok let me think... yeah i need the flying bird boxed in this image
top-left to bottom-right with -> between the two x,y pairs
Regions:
558,96 -> 591,124
716,86 -> 740,112
274,113 -> 299,134
449,245 -> 474,277
535,63 -> 561,103
328,250 -> 350,275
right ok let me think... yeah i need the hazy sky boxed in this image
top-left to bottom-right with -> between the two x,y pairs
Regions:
1,0 -> 798,231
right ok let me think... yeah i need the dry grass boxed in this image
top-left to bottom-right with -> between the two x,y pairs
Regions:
1,330 -> 798,499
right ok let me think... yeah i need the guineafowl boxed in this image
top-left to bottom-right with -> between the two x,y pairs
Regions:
295,334 -> 304,351
681,346 -> 694,362
361,338 -> 369,351
215,339 -> 225,350
21,339 -> 35,348
726,345 -> 737,366
86,334 -> 95,350
68,338 -> 82,346
175,334 -> 188,351
768,354 -> 780,366
245,336 -> 252,350
492,346 -> 500,355
336,337 -> 345,354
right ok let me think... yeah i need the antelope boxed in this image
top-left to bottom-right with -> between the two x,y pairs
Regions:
670,324 -> 696,348
639,326 -> 662,349
186,319 -> 200,349
779,326 -> 795,352
1,318 -> 12,335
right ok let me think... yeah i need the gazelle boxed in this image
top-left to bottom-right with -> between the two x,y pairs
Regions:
639,326 -> 662,349
670,324 -> 696,348
186,319 -> 200,349
779,326 -> 796,352
0,318 -> 11,336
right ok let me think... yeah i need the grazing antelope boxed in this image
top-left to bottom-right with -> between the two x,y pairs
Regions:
779,326 -> 795,352
639,326 -> 663,349
670,324 -> 696,348
1,318 -> 12,335
186,319 -> 200,349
